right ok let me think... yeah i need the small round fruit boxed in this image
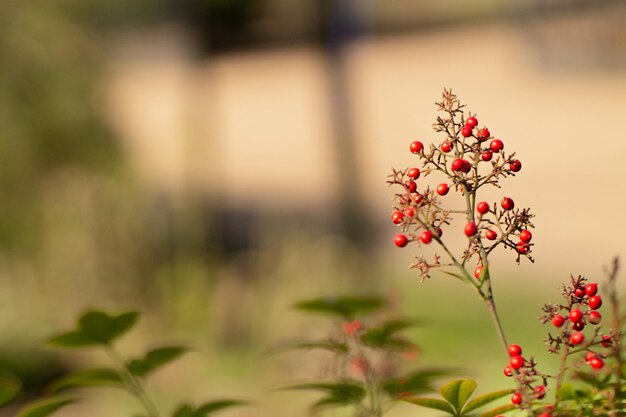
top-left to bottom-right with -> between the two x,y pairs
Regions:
477,128 -> 490,141
508,344 -> 522,356
461,160 -> 471,173
466,116 -> 478,128
485,229 -> 497,240
440,141 -> 453,153
436,183 -> 449,196
391,211 -> 404,224
538,414 -> 551,417
572,321 -> 585,331
601,335 -> 612,347
503,365 -> 513,377
519,230 -> 532,243
516,242 -> 529,254
585,283 -> 598,297
489,139 -> 504,152
501,197 -> 515,210
406,181 -> 417,193
413,193 -> 424,205
533,385 -> 546,400
569,308 -> 583,322
510,355 -> 524,369
409,141 -> 424,154
407,167 -> 420,179
394,234 -> 408,248
474,266 -> 483,279
464,222 -> 478,237
511,392 -> 522,405
436,227 -> 443,237
451,158 -> 465,172
461,125 -> 473,137
569,332 -> 585,346
588,311 -> 601,325
589,357 -> 605,370
552,314 -> 565,327
585,351 -> 597,362
476,201 -> 490,215
509,159 -> 522,172
574,288 -> 585,298
404,207 -> 415,218
589,295 -> 603,310
481,150 -> 493,161
420,230 -> 433,244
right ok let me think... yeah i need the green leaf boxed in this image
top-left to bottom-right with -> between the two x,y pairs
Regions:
360,319 -> 418,351
128,346 -> 189,377
462,388 -> 515,414
295,296 -> 384,319
171,404 -> 194,417
16,398 -> 74,417
439,379 -> 477,412
47,330 -> 98,349
479,403 -> 516,417
78,310 -> 139,344
287,381 -> 366,410
0,370 -> 21,406
575,371 -> 607,390
400,397 -> 455,415
441,270 -> 470,283
193,399 -> 248,416
558,384 -> 574,401
290,341 -> 349,353
382,368 -> 452,397
48,368 -> 124,393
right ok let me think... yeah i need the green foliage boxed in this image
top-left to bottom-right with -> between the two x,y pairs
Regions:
401,379 -> 514,416
0,370 -> 21,406
294,296 -> 384,319
359,319 -> 417,351
48,310 -> 139,348
287,381 -> 366,411
48,368 -> 124,393
128,346 -> 189,377
171,400 -> 249,417
381,368 -> 451,397
16,398 -> 74,417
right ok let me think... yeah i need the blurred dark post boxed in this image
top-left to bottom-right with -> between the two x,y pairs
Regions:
318,0 -> 374,253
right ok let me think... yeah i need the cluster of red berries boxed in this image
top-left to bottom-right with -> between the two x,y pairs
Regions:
503,344 -> 547,407
542,278 -> 610,370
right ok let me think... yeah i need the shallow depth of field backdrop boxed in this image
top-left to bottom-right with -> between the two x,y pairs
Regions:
1,0 -> 625,416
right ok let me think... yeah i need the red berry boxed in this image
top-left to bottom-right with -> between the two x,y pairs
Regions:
589,357 -> 604,370
538,414 -> 551,417
574,288 -> 585,298
585,283 -> 598,297
404,207 -> 415,218
519,230 -> 532,243
569,308 -> 583,322
407,167 -> 420,179
476,201 -> 490,214
406,181 -> 417,193
485,229 -> 497,240
601,335 -> 612,347
572,321 -> 585,331
413,193 -> 424,205
508,344 -> 522,356
391,211 -> 404,224
477,128 -> 490,141
436,227 -> 443,237
461,125 -> 473,137
588,311 -> 601,324
511,392 -> 522,405
440,141 -> 452,153
342,320 -> 362,335
585,351 -> 596,362
552,314 -> 565,327
409,141 -> 424,154
589,295 -> 602,310
509,159 -> 522,172
501,197 -> 515,210
481,150 -> 493,161
503,365 -> 513,377
436,183 -> 449,196
489,139 -> 504,152
464,222 -> 478,237
420,230 -> 433,244
451,158 -> 465,172
510,355 -> 524,369
466,116 -> 478,128
394,234 -> 408,248
474,266 -> 483,279
570,332 -> 585,346
461,160 -> 471,173
516,242 -> 529,254
533,385 -> 546,400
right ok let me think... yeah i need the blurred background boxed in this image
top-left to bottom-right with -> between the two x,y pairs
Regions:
1,0 -> 625,415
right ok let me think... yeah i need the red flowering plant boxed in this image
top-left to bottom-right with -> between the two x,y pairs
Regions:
387,90 -> 624,417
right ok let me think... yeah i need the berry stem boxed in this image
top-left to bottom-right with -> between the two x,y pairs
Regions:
606,257 -> 622,417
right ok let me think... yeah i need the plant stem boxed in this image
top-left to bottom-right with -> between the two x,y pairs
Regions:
607,258 -> 622,417
104,344 -> 160,417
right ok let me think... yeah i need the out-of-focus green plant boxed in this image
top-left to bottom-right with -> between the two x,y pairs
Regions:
15,309 -> 246,417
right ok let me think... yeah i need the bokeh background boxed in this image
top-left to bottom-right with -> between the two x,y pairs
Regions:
1,0 -> 625,415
